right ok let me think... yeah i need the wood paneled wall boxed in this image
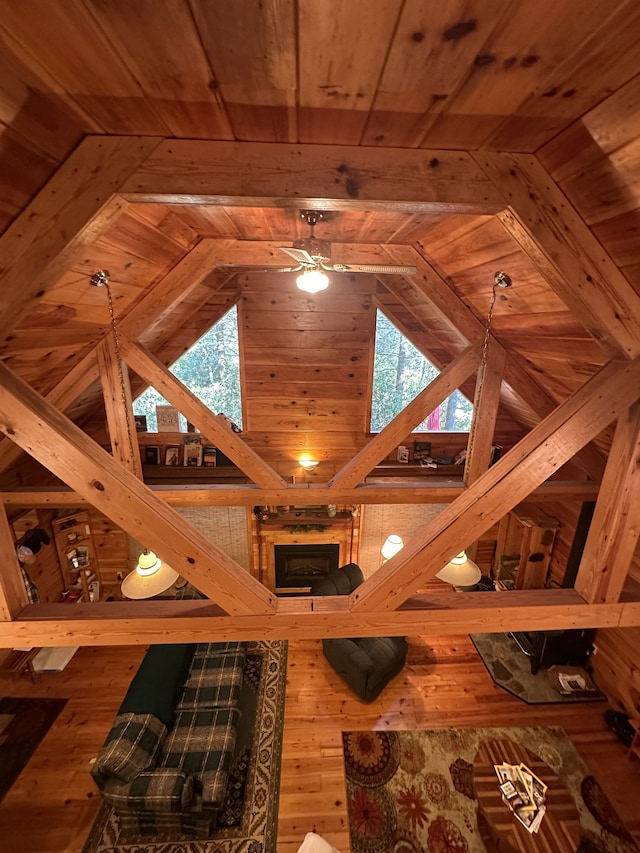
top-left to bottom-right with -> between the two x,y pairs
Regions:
538,71 -> 640,717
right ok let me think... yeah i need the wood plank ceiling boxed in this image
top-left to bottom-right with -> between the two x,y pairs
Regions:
0,1 -> 640,642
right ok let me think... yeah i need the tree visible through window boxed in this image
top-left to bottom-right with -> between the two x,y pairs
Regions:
370,310 -> 472,432
134,305 -> 243,431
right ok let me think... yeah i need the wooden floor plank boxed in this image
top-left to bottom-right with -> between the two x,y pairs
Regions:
0,636 -> 638,852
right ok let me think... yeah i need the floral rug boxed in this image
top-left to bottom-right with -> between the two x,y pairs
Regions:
83,640 -> 287,853
342,726 -> 638,853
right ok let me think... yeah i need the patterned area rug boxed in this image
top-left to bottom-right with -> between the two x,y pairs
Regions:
0,696 -> 67,802
343,726 -> 638,853
83,640 -> 287,853
470,633 -> 605,704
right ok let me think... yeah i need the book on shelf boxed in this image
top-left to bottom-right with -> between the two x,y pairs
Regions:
183,441 -> 203,467
202,446 -> 217,467
144,445 -> 160,465
156,405 -> 180,432
165,444 -> 181,466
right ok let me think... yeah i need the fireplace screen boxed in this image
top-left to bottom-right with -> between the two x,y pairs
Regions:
274,544 -> 340,591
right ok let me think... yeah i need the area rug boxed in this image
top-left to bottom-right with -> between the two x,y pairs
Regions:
82,639 -> 287,853
470,632 -> 606,704
343,726 -> 637,853
0,696 -> 67,802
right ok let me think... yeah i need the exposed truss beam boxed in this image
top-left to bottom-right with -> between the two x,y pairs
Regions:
351,356 -> 640,612
0,480 -> 600,509
1,589 -> 639,647
0,241 -> 233,476
329,346 -> 480,489
575,401 -> 640,604
97,335 -> 142,478
464,340 -> 506,486
120,141 -> 506,213
0,362 -> 275,616
0,504 -> 28,620
120,338 -> 287,490
0,136 -> 161,338
472,152 -> 640,360
381,244 -> 607,481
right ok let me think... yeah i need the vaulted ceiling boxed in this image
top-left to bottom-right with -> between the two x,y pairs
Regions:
0,1 -> 640,645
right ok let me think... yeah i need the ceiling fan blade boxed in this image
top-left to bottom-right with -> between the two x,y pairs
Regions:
217,263 -> 301,273
329,263 -> 417,275
280,246 -> 316,265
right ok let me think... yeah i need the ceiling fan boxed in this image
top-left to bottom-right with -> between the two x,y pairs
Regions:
218,211 -> 417,293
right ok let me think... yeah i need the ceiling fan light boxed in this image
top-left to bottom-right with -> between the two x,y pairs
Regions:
296,269 -> 329,293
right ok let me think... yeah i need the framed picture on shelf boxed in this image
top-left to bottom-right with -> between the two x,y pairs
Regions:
165,445 -> 181,466
134,414 -> 148,432
156,405 -> 180,432
144,445 -> 160,465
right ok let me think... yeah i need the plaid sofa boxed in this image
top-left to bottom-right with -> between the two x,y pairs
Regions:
91,640 -> 247,840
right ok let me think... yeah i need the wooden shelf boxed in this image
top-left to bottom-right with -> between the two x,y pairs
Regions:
52,511 -> 101,602
367,462 -> 465,479
141,464 -> 248,484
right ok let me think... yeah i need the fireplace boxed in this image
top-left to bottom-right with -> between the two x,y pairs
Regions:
274,544 -> 340,592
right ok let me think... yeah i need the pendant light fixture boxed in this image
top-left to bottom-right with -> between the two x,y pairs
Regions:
120,550 -> 179,599
91,270 -> 179,601
436,551 -> 482,586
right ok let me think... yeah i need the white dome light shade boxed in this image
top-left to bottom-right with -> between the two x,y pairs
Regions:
436,551 -> 482,586
121,550 -> 179,599
299,454 -> 319,471
296,269 -> 329,293
381,534 -> 404,561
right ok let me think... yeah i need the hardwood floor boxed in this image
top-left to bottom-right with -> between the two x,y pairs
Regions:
0,635 -> 638,852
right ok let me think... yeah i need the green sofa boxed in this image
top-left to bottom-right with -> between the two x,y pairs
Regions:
91,640 -> 247,840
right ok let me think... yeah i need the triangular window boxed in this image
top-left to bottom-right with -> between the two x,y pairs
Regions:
370,309 -> 472,432
133,305 -> 242,431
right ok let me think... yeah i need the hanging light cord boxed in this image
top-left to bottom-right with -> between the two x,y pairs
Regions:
91,271 -> 138,468
467,271 -> 512,465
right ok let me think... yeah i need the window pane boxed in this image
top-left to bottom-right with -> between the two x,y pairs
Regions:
370,309 -> 472,432
133,305 -> 242,431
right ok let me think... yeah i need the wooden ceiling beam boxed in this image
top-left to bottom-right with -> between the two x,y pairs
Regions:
0,136 -> 162,338
351,356 -> 640,612
0,349 -> 100,474
118,240 -> 236,342
0,480 -> 600,509
97,335 -> 142,479
472,152 -> 640,360
0,241 -> 231,475
121,141 -> 506,213
575,401 -> 640,604
0,362 -> 275,616
0,504 -> 29,620
329,346 -> 480,489
2,589 -> 639,647
381,244 -> 607,481
464,340 -> 507,486
120,338 -> 287,490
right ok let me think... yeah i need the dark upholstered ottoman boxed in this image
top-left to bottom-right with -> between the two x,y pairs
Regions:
311,563 -> 408,702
